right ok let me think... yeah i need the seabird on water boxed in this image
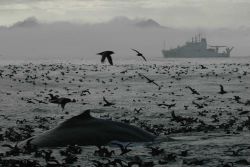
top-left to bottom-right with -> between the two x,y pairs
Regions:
48,94 -> 75,110
218,84 -> 227,94
103,96 -> 115,107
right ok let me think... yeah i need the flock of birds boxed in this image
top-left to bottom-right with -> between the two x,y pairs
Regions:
0,55 -> 250,166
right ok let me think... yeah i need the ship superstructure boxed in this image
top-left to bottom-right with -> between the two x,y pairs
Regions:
162,35 -> 233,58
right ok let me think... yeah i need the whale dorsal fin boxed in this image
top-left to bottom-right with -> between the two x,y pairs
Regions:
65,110 -> 93,122
77,109 -> 93,120
59,110 -> 93,127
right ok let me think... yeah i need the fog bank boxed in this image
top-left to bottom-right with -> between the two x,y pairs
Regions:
0,17 -> 249,62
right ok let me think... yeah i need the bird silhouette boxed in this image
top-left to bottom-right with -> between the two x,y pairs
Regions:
225,148 -> 245,156
80,89 -> 91,96
48,94 -> 75,110
138,73 -> 161,89
48,94 -> 59,101
103,96 -> 115,106
157,103 -> 176,109
200,65 -> 207,69
149,146 -> 164,156
131,49 -> 146,61
192,101 -> 204,109
112,142 -> 132,155
218,84 -> 227,94
186,86 -> 200,95
97,51 -> 114,65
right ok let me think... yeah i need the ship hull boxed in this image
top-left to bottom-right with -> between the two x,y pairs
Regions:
162,50 -> 230,58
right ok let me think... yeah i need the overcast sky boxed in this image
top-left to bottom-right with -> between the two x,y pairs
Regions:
0,0 -> 249,28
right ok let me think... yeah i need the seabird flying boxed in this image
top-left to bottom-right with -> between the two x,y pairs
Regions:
131,49 -> 147,61
97,51 -> 114,65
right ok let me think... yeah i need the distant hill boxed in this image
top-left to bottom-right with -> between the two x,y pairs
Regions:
10,17 -> 39,28
107,16 -> 165,28
2,16 -> 165,29
135,19 -> 163,28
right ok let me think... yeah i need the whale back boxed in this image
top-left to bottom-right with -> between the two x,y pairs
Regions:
22,109 -> 155,147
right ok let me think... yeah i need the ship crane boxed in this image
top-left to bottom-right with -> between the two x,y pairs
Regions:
225,47 -> 234,55
209,45 -> 227,53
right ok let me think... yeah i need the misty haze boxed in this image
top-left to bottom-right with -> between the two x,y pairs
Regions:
0,16 -> 250,63
0,1 -> 250,167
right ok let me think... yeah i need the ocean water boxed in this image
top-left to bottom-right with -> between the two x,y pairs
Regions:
0,56 -> 250,166
1,56 -> 250,66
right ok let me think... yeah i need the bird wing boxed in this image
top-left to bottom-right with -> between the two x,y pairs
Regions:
131,49 -> 140,54
97,51 -> 105,55
152,81 -> 159,87
101,55 -> 106,63
142,75 -> 151,81
140,74 -> 152,82
61,102 -> 66,110
2,144 -> 13,149
141,55 -> 147,61
125,142 -> 132,148
103,97 -> 108,103
106,55 -> 113,65
48,94 -> 55,99
139,73 -> 146,78
62,98 -> 71,103
112,142 -> 123,150
98,51 -> 114,56
220,85 -> 223,91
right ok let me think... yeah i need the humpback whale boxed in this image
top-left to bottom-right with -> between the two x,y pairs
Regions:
21,110 -> 155,147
